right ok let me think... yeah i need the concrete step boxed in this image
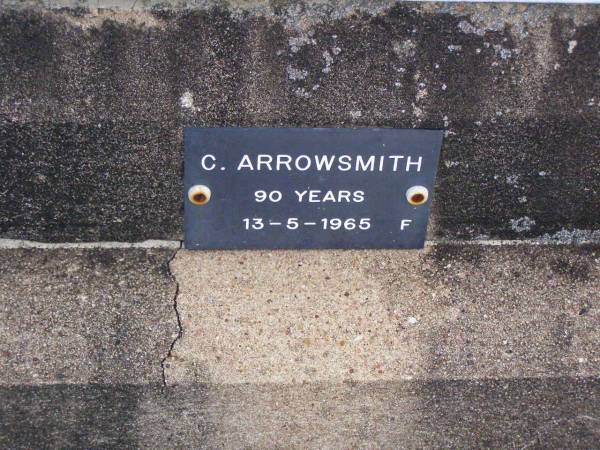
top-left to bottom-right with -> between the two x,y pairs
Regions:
165,244 -> 600,384
1,244 -> 599,447
0,248 -> 178,385
2,379 -> 599,449
1,1 -> 600,448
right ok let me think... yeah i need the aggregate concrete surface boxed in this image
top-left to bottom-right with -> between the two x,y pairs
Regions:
0,2 -> 599,241
0,248 -> 178,384
165,244 -> 600,384
1,0 -> 600,448
1,379 -> 600,448
1,244 -> 599,447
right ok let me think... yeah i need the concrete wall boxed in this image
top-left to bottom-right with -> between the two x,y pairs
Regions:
0,1 -> 599,241
1,1 -> 600,448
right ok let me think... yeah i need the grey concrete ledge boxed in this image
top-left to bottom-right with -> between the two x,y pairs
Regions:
3,0 -> 600,14
3,242 -> 598,388
2,233 -> 600,249
0,238 -> 182,249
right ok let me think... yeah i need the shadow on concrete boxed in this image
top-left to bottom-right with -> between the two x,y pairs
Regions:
1,378 -> 599,448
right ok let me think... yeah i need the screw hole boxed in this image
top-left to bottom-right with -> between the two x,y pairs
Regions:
188,185 -> 211,205
193,193 -> 207,204
406,186 -> 429,206
411,193 -> 425,204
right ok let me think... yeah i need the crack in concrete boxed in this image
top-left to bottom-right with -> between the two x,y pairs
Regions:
161,243 -> 183,388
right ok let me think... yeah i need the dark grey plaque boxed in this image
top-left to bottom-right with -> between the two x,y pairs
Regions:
184,128 -> 442,249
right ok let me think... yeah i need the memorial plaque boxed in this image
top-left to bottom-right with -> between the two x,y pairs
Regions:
184,128 -> 443,249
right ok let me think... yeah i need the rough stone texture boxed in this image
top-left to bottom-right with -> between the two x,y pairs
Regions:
1,2 -> 600,446
0,248 -> 178,384
166,244 -> 600,384
137,379 -> 600,449
2,379 -> 600,448
0,245 -> 599,447
1,3 -> 599,242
